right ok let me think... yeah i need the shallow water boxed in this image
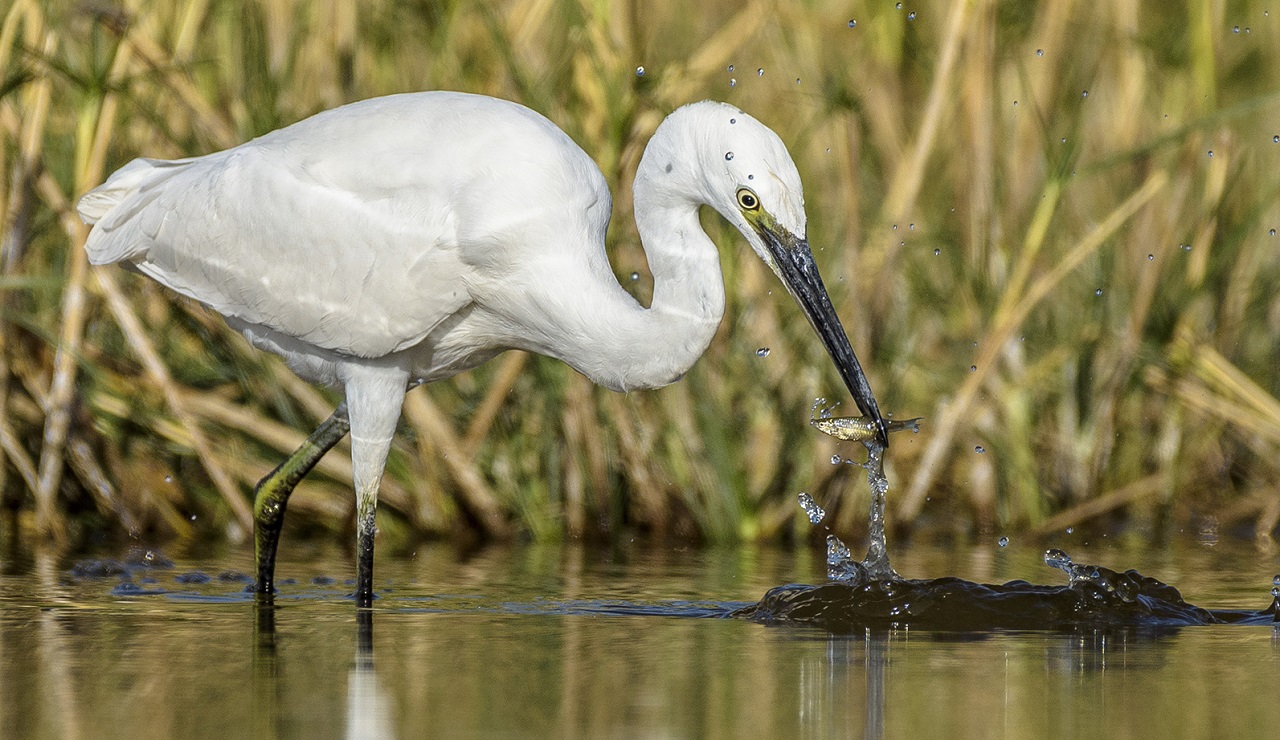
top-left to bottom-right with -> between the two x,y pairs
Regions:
1,539 -> 1278,739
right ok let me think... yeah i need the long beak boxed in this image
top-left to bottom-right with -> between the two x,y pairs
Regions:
757,223 -> 889,447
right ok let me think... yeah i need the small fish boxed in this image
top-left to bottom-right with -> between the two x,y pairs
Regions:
809,415 -> 923,441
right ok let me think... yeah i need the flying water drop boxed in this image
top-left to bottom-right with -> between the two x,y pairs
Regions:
629,271 -> 639,282
798,492 -> 826,524
725,151 -> 734,161
975,445 -> 985,454
635,66 -> 645,77
754,346 -> 769,357
998,536 -> 1009,547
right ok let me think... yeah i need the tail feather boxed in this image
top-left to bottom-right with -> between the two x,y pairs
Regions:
77,157 -> 194,265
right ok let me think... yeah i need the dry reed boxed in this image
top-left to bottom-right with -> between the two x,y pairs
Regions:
1,0 -> 1279,550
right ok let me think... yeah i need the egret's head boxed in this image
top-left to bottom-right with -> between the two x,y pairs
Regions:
640,101 -> 888,445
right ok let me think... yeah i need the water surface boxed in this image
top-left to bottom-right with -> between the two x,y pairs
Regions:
1,539 -> 1277,738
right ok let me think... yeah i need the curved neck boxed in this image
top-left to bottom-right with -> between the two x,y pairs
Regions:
537,174 -> 724,392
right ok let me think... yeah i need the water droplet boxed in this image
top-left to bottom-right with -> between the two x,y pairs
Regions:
144,551 -> 155,562
635,66 -> 645,77
975,445 -> 985,453
1081,90 -> 1089,98
1233,25 -> 1240,33
895,2 -> 902,8
189,514 -> 197,521
725,152 -> 734,161
1061,137 -> 1067,143
1065,526 -> 1074,534
798,492 -> 826,524
892,224 -> 899,230
729,78 -> 737,87
164,475 -> 173,484
747,174 -> 754,180
998,536 -> 1009,547
1147,254 -> 1154,260
909,223 -> 915,230
1273,135 -> 1279,143
1207,150 -> 1214,157
629,271 -> 639,282
908,11 -> 916,20
1182,244 -> 1192,251
795,78 -> 801,85
970,365 -> 977,372
1245,27 -> 1251,33
848,19 -> 857,28
756,68 -> 764,76
1095,288 -> 1103,296
729,118 -> 736,124
933,248 -> 941,256
727,65 -> 735,72
1036,49 -> 1044,57
1271,229 -> 1277,237
755,347 -> 769,357
831,454 -> 842,465
1273,574 -> 1280,587
1013,100 -> 1018,106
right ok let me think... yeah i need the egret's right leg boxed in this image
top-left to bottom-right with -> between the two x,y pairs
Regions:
254,404 -> 350,597
342,363 -> 410,608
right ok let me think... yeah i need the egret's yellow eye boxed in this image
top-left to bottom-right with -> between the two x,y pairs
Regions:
736,188 -> 759,211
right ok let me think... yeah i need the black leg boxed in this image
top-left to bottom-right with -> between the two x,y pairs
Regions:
254,404 -> 350,598
355,505 -> 376,608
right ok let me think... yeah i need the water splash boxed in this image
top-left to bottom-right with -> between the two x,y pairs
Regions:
1045,548 -> 1139,602
826,535 -> 866,584
860,438 -> 899,580
736,549 -> 1279,631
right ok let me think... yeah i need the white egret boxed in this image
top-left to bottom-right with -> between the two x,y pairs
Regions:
78,92 -> 887,607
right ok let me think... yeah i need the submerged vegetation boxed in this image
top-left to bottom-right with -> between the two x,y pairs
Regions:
2,0 -> 1280,549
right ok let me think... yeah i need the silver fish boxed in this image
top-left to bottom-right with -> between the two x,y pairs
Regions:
810,415 -> 922,442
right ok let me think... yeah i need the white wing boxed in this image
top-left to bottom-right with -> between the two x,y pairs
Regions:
79,92 -> 608,359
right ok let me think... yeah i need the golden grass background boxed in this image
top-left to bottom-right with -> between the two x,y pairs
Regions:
3,0 -> 1280,550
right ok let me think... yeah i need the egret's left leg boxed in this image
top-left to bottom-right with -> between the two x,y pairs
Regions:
342,363 -> 410,608
254,403 -> 350,597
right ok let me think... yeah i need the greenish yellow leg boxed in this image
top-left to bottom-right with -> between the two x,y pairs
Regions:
254,405 -> 350,597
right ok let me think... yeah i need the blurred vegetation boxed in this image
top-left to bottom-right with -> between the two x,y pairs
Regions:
3,0 -> 1280,552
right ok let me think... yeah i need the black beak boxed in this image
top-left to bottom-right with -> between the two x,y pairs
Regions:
761,227 -> 889,447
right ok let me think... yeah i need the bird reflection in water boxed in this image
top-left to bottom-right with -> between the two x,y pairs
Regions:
254,607 -> 396,739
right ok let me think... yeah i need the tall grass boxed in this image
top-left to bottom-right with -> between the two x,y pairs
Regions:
2,0 -> 1280,549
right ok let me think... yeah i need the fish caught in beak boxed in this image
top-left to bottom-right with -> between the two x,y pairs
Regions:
747,211 -> 890,447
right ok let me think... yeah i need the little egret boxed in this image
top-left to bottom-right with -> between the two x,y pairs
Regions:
78,92 -> 887,607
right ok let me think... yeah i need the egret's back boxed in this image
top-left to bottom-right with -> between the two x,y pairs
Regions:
78,92 -> 612,361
